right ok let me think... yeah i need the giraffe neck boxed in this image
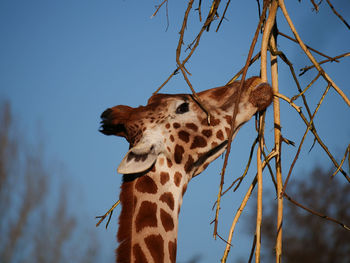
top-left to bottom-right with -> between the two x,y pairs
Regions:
117,157 -> 188,263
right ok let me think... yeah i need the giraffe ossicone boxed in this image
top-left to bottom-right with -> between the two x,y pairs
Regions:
100,77 -> 273,263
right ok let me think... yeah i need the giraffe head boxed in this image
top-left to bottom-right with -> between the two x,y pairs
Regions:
100,77 -> 272,178
100,77 -> 272,262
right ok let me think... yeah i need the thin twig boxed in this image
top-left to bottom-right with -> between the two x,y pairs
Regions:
226,52 -> 261,85
274,93 -> 301,112
232,137 -> 258,192
268,38 -> 349,181
278,0 -> 350,107
276,93 -> 350,182
282,84 -> 332,196
248,234 -> 257,263
310,0 -> 320,12
292,72 -> 321,101
96,200 -> 120,228
175,0 -> 216,124
221,176 -> 257,262
216,0 -> 232,32
154,0 -> 219,94
284,192 -> 350,231
221,147 -> 276,262
195,0 -> 202,22
278,31 -> 340,62
332,144 -> 350,177
151,0 -> 168,18
299,52 -> 350,76
255,113 -> 265,263
325,0 -> 350,30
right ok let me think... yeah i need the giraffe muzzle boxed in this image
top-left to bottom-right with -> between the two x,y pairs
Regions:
248,82 -> 273,111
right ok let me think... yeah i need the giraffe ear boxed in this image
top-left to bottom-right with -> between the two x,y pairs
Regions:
117,142 -> 158,174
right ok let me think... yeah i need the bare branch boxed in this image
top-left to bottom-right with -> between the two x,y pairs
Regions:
284,192 -> 350,231
325,0 -> 350,30
299,52 -> 350,76
213,0 -> 269,241
96,200 -> 120,228
278,0 -> 350,107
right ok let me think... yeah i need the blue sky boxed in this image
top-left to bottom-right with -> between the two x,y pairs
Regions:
1,1 -> 349,262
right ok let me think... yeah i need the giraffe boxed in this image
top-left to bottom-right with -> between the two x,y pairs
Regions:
100,76 -> 273,263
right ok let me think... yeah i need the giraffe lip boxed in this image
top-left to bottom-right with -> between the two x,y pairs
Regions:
193,140 -> 228,168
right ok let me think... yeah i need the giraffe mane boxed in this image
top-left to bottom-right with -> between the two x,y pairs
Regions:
116,178 -> 135,263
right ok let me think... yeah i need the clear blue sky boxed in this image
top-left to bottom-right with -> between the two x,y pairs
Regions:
1,1 -> 349,262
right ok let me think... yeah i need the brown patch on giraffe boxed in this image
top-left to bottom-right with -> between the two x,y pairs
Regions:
210,85 -> 228,99
184,155 -> 194,173
168,240 -> 177,263
145,234 -> 164,263
167,158 -> 173,168
165,123 -> 170,129
170,134 -> 175,142
160,171 -> 170,185
201,129 -> 212,138
200,118 -> 208,126
216,130 -> 224,140
160,208 -> 174,232
211,141 -> 218,148
178,130 -> 190,143
173,122 -> 181,129
185,123 -> 198,131
135,201 -> 157,233
225,115 -> 232,125
160,192 -> 175,210
202,116 -> 220,126
133,243 -> 147,263
210,116 -> 221,126
174,172 -> 182,187
174,144 -> 184,164
190,136 -> 207,149
135,175 -> 158,194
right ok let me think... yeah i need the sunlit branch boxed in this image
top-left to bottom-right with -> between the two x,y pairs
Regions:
96,200 -> 120,228
300,52 -> 350,76
213,0 -> 268,241
278,0 -> 350,107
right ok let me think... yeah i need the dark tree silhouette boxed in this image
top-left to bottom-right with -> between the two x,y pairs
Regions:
250,166 -> 350,263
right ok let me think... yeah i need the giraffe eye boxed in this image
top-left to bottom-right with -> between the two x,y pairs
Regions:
176,102 -> 189,114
